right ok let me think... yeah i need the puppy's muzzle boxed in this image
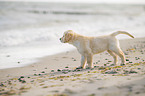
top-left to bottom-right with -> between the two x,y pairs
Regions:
60,38 -> 64,43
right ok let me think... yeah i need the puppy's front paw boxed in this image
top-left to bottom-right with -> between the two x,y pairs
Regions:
74,66 -> 84,71
76,66 -> 83,69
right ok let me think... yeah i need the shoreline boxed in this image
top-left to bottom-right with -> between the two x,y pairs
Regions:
0,37 -> 145,96
0,37 -> 144,80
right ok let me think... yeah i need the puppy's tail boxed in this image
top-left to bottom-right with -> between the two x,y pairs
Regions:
110,31 -> 134,38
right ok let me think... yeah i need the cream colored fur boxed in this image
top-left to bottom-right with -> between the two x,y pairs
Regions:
60,30 -> 134,69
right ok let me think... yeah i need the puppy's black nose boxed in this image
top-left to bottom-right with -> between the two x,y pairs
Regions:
60,38 -> 61,40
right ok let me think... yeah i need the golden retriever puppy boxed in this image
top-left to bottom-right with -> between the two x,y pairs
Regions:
60,30 -> 134,69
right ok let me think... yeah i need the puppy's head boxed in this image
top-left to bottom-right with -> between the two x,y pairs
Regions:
60,30 -> 74,43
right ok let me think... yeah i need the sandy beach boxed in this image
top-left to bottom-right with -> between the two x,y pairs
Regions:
0,37 -> 145,96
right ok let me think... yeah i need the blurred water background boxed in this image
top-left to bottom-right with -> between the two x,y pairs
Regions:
0,0 -> 145,69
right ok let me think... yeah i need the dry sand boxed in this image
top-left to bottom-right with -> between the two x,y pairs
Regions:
0,37 -> 145,96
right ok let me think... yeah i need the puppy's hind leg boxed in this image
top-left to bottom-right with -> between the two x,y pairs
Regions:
107,50 -> 118,65
111,48 -> 126,65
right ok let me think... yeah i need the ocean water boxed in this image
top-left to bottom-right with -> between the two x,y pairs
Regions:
0,1 -> 145,69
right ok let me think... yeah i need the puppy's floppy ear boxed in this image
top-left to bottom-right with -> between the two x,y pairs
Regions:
65,32 -> 74,42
